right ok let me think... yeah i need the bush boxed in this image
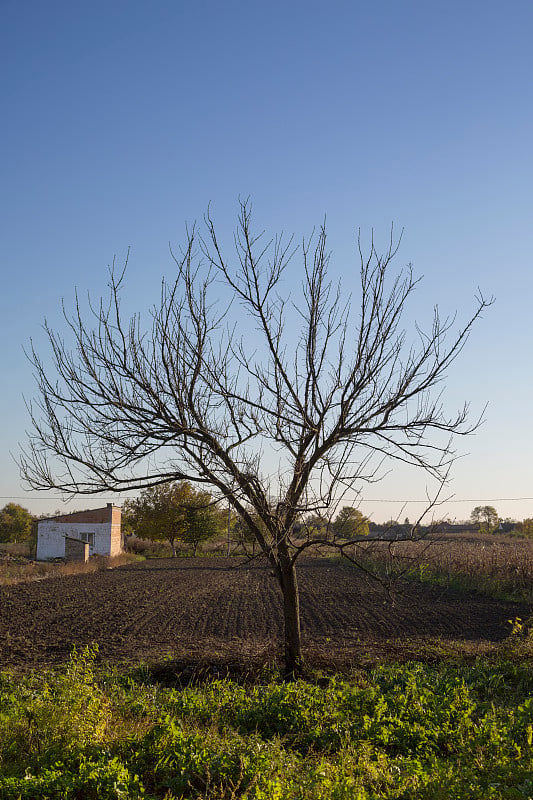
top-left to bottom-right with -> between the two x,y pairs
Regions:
1,655 -> 533,798
124,535 -> 173,558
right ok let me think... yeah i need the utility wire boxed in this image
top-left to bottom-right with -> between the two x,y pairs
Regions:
2,495 -> 533,504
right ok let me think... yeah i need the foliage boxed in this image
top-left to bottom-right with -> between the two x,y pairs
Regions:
302,513 -> 329,539
123,482 -> 223,556
233,512 -> 268,556
301,509 -> 369,540
124,535 -> 176,558
183,493 -> 225,555
470,505 -> 499,534
513,518 -> 533,539
123,482 -> 191,555
0,503 -> 34,543
332,507 -> 369,538
1,653 -> 533,798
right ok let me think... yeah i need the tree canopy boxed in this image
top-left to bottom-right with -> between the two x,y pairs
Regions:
517,519 -> 533,538
470,505 -> 499,534
0,503 -> 34,543
182,495 -> 225,555
20,202 -> 491,674
123,482 -> 223,556
332,507 -> 369,539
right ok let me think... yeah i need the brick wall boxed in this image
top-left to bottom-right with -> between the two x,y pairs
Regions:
48,506 -> 113,524
109,506 -> 122,556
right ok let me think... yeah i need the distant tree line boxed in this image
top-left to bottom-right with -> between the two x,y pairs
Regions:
3,498 -> 533,563
468,505 -> 533,537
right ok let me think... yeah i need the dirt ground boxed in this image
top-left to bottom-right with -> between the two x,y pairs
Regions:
0,557 -> 529,672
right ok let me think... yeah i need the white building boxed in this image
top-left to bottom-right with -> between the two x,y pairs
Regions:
36,504 -> 122,561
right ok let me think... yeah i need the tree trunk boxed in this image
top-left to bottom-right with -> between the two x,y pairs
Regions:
279,559 -> 303,677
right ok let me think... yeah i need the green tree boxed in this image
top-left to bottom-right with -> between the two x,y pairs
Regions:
123,482 -> 223,556
183,493 -> 225,555
0,503 -> 34,543
303,514 -> 329,539
470,505 -> 499,534
233,514 -> 260,556
20,202 -> 491,675
123,482 -> 194,556
515,518 -> 533,538
332,507 -> 369,538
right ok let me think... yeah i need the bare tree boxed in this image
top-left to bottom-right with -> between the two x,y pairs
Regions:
20,201 -> 492,675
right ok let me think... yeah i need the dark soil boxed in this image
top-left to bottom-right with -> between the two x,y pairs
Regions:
0,557 -> 529,672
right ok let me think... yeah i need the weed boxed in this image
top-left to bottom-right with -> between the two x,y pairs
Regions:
1,655 -> 533,798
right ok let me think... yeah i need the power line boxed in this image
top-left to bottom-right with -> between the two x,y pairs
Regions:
0,496 -> 122,501
2,495 -> 533,504
362,497 -> 533,504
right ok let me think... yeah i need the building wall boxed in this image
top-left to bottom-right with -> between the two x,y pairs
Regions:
36,504 -> 122,560
65,536 -> 89,563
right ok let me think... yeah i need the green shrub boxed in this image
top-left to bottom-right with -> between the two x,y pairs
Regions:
1,655 -> 533,798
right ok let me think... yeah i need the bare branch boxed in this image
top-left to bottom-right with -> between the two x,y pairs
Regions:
19,203 -> 492,675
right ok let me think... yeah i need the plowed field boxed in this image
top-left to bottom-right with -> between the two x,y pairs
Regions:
0,557 -> 528,671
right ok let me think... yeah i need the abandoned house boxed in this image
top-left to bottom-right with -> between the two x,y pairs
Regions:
36,503 -> 122,561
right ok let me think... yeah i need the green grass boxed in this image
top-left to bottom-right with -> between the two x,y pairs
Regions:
1,644 -> 533,798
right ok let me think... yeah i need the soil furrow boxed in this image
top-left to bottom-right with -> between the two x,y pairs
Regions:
0,556 -> 528,670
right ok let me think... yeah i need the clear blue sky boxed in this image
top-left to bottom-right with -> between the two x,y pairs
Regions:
1,1 -> 532,523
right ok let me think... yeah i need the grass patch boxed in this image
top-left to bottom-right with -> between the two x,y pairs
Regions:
0,552 -> 142,587
1,644 -> 533,798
